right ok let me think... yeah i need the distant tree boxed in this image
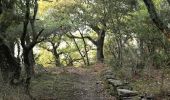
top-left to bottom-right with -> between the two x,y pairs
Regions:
40,34 -> 63,67
68,0 -> 132,63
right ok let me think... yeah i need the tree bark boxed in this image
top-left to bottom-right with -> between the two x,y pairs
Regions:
90,24 -> 106,63
52,47 -> 61,67
25,36 -> 36,74
29,50 -> 35,74
96,29 -> 105,63
23,49 -> 33,81
116,35 -> 123,67
9,41 -> 15,56
54,54 -> 61,66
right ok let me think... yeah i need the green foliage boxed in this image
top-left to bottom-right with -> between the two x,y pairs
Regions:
36,48 -> 54,67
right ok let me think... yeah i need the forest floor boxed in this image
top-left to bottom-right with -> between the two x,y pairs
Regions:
1,65 -> 170,100
30,64 -> 115,100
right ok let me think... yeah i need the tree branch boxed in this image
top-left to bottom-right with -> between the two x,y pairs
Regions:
0,0 -> 2,15
20,0 -> 30,49
35,29 -> 44,41
143,0 -> 170,38
28,29 -> 44,50
66,34 -> 97,45
30,0 -> 38,39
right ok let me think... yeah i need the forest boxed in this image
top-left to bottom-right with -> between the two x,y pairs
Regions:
0,0 -> 170,100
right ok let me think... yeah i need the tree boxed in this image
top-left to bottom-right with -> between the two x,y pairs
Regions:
69,32 -> 87,65
143,0 -> 170,40
0,0 -> 21,84
68,0 -> 132,63
40,34 -> 63,67
20,0 -> 44,93
72,0 -> 107,63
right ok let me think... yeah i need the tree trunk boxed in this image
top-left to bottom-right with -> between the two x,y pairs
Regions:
9,41 -> 15,56
16,41 -> 21,64
23,49 -> 32,89
96,44 -> 104,63
139,39 -> 144,61
96,30 -> 105,63
0,40 -> 21,84
90,24 -> 106,63
29,50 -> 35,74
55,54 -> 61,67
115,34 -> 123,67
53,49 -> 61,67
0,3 -> 21,83
25,35 -> 35,75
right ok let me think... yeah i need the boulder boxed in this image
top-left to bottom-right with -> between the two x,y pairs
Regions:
118,89 -> 138,97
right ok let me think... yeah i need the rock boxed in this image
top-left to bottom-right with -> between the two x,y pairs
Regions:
140,95 -> 155,100
108,79 -> 124,87
118,85 -> 133,90
105,69 -> 113,73
104,74 -> 115,79
118,89 -> 138,97
102,69 -> 114,76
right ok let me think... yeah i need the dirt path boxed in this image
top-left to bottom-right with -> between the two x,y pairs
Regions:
32,66 -> 115,100
66,67 -> 114,100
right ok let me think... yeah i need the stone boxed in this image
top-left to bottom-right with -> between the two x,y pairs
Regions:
108,79 -> 124,87
104,75 -> 115,79
117,89 -> 138,97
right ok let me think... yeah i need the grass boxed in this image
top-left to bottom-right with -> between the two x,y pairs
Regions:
0,71 -> 85,100
0,83 -> 30,100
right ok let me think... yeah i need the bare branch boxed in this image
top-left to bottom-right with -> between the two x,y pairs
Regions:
28,29 -> 44,50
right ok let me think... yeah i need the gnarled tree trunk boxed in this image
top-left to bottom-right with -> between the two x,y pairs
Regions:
0,1 -> 21,84
0,39 -> 21,84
